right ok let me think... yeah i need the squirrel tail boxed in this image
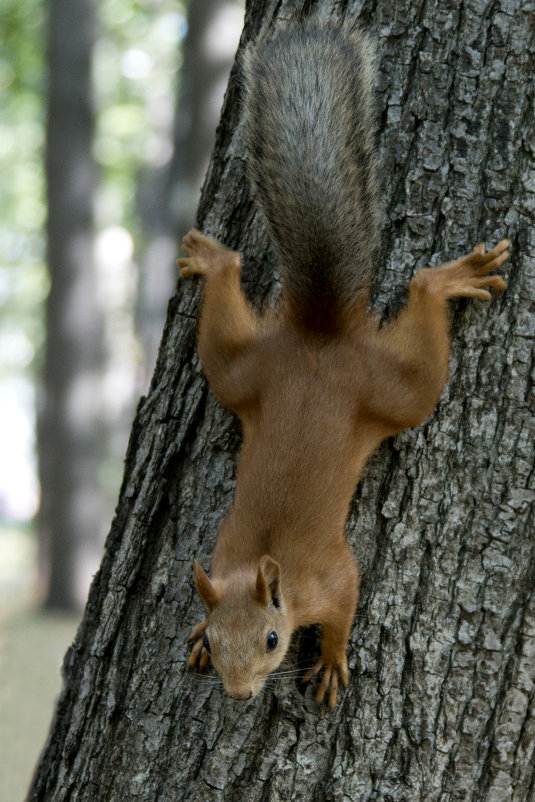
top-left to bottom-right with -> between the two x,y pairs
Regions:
243,23 -> 379,334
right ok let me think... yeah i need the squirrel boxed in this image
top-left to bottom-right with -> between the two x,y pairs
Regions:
178,21 -> 509,707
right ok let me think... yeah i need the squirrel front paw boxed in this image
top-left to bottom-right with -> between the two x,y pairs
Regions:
303,654 -> 349,708
187,619 -> 211,672
178,228 -> 241,278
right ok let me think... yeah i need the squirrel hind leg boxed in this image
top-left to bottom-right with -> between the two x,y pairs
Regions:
178,228 -> 241,278
420,239 -> 510,302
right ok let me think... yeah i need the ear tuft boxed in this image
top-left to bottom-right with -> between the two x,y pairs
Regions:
255,555 -> 281,607
193,560 -> 219,610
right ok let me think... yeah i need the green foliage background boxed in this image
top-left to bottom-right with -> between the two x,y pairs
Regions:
0,0 -> 187,528
0,0 -> 47,379
0,0 -> 186,384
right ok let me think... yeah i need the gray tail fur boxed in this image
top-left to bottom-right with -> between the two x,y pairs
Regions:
243,23 -> 378,334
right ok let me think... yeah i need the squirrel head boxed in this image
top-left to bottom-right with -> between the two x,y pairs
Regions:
193,555 -> 292,700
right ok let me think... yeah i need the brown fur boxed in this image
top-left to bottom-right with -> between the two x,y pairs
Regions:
179,229 -> 508,706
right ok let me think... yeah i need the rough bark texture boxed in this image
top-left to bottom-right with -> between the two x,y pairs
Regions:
29,0 -> 535,799
39,0 -> 105,611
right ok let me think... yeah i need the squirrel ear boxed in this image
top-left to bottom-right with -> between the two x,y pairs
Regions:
193,560 -> 219,610
255,555 -> 282,607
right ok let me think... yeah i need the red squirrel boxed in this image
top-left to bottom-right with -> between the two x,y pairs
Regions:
179,22 -> 509,707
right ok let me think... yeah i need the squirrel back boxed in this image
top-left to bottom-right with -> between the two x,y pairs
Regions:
243,23 -> 378,333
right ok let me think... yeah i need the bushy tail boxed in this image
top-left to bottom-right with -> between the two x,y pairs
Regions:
243,22 -> 379,334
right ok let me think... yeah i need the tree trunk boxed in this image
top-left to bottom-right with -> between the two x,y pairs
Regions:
38,0 -> 105,611
29,0 -> 535,799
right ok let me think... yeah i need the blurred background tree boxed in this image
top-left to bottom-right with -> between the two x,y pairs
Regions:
0,0 -> 244,613
40,0 -> 104,612
0,0 -> 46,536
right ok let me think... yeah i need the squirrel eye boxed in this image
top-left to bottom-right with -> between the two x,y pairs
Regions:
266,631 -> 278,653
202,634 -> 211,653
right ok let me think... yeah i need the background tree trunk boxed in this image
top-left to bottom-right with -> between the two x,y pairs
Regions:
38,0 -> 105,611
29,0 -> 535,799
137,0 -> 243,379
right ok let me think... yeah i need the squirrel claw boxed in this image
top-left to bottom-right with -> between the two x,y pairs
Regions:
183,228 -> 219,252
468,239 -> 510,280
187,637 -> 211,672
187,620 -> 211,672
303,655 -> 349,708
179,228 -> 240,279
178,229 -> 215,278
425,239 -> 510,302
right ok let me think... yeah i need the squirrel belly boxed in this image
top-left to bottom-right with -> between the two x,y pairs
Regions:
180,22 -> 509,707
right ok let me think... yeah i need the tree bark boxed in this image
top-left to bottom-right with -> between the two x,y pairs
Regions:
39,0 -> 105,611
29,0 -> 535,799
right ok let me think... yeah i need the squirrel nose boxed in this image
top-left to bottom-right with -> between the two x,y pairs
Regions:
229,690 -> 252,701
